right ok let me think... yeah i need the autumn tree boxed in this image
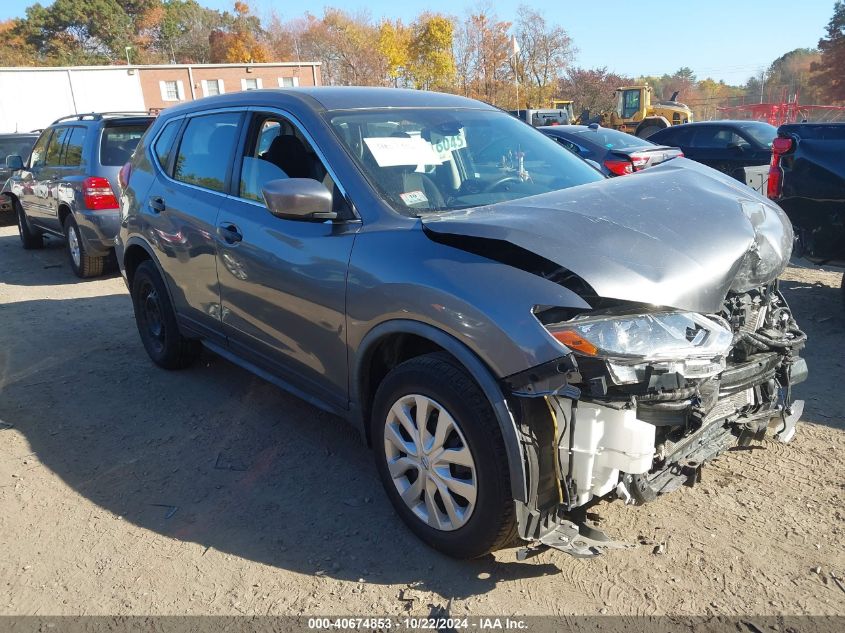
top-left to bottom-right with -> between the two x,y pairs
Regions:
512,6 -> 573,108
409,14 -> 455,91
0,19 -> 40,66
378,19 -> 412,86
300,10 -> 384,86
209,2 -> 269,63
560,67 -> 633,118
811,2 -> 845,103
452,7 -> 511,105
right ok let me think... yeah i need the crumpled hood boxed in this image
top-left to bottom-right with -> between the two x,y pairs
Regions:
422,158 -> 793,314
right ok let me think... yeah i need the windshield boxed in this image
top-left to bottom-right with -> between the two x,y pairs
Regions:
0,137 -> 36,161
327,108 -> 603,215
738,122 -> 777,148
570,127 -> 655,150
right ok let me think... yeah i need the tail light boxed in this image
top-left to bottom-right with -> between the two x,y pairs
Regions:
604,158 -> 634,176
118,162 -> 132,190
767,136 -> 793,200
83,176 -> 118,210
629,153 -> 651,171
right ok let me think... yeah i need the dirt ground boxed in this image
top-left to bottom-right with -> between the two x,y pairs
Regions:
1,223 -> 843,617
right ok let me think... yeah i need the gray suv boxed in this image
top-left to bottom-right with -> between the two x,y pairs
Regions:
117,88 -> 807,560
4,112 -> 154,277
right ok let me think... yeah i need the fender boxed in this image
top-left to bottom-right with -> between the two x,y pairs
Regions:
353,319 -> 528,502
121,236 -> 179,310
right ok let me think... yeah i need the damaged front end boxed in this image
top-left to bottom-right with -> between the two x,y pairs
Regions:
505,283 -> 807,559
420,160 -> 808,559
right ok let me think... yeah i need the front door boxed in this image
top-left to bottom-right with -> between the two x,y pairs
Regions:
216,111 -> 360,410
17,128 -> 57,228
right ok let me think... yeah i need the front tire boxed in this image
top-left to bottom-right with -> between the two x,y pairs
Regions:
371,353 -> 516,558
63,215 -> 104,278
130,260 -> 201,369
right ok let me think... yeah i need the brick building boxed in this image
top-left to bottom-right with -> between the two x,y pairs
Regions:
0,62 -> 322,133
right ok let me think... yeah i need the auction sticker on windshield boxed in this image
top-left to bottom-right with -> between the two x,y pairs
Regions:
364,136 -> 442,167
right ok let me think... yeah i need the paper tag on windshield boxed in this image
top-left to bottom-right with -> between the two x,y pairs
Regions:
364,137 -> 442,167
399,190 -> 428,206
430,129 -> 467,161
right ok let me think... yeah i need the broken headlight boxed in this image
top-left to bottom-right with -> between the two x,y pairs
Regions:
543,311 -> 733,361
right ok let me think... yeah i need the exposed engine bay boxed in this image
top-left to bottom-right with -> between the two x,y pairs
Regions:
507,282 -> 807,559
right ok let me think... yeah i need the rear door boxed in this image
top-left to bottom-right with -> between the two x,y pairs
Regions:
53,125 -> 87,224
687,125 -> 748,179
141,110 -> 244,341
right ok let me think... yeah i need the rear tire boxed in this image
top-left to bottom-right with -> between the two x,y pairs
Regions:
15,199 -> 43,250
371,352 -> 516,558
130,260 -> 201,369
63,215 -> 104,278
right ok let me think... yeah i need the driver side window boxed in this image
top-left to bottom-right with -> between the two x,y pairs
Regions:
238,113 -> 348,216
28,130 -> 52,169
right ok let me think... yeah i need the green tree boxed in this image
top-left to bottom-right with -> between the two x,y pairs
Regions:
811,2 -> 845,103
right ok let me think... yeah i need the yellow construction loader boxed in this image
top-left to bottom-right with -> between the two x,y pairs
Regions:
599,86 -> 693,138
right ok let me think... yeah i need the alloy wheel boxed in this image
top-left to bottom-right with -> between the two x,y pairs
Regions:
383,394 -> 477,531
67,224 -> 81,268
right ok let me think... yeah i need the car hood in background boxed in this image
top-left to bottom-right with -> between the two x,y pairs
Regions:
422,158 -> 793,314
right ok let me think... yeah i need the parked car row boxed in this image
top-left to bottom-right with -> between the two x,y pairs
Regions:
3,112 -> 154,276
1,88 -> 813,561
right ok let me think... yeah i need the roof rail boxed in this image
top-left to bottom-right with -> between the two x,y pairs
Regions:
49,111 -> 153,125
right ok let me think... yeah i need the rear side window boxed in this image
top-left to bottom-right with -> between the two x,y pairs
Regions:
153,119 -> 181,170
100,124 -> 150,166
655,126 -> 692,146
691,127 -> 743,149
173,112 -> 241,193
44,127 -> 70,166
63,127 -> 87,167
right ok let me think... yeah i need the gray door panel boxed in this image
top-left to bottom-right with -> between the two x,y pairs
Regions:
216,198 -> 358,407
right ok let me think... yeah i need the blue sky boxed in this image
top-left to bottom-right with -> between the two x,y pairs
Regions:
1,0 -> 834,85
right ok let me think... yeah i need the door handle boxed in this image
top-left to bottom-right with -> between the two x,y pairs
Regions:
148,196 -> 165,213
217,222 -> 242,244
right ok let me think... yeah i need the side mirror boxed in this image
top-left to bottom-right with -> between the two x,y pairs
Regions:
5,155 -> 23,170
585,159 -> 603,172
261,178 -> 336,221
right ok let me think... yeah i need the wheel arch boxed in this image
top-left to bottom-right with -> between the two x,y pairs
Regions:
353,319 -> 528,502
635,116 -> 671,138
122,237 -> 179,313
57,203 -> 72,228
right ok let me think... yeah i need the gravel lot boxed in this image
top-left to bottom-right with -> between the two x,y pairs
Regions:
1,223 -> 843,617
